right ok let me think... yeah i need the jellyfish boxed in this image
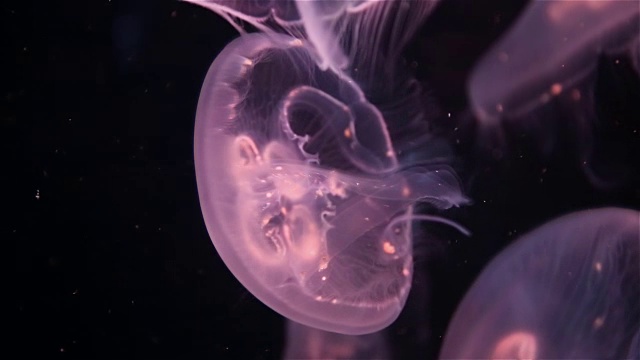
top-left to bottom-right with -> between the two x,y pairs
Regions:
440,208 -> 640,359
463,0 -> 640,189
188,0 -> 468,335
468,0 -> 639,123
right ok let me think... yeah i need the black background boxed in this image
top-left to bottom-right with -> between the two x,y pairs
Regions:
8,0 -> 639,359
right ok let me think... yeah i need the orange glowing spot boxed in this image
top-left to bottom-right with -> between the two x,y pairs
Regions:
492,331 -> 538,360
343,128 -> 352,138
382,241 -> 396,254
319,256 -> 328,270
550,83 -> 562,95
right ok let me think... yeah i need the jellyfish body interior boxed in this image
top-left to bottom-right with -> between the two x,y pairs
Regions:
440,208 -> 640,359
192,1 -> 467,333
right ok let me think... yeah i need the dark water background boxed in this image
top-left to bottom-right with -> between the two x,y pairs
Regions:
9,0 -> 639,358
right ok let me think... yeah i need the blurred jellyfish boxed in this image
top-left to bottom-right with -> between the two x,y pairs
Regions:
440,208 -> 640,359
465,0 -> 639,189
283,320 -> 390,359
469,0 -> 639,123
189,0 -> 468,335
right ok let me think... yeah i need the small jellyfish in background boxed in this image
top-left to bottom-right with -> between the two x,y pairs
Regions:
283,320 -> 390,359
469,0 -> 639,124
464,0 -> 640,188
440,208 -> 640,360
187,0 -> 468,335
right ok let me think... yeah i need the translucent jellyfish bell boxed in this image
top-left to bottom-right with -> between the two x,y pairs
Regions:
440,208 -> 640,359
469,0 -> 640,124
194,32 -> 467,335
